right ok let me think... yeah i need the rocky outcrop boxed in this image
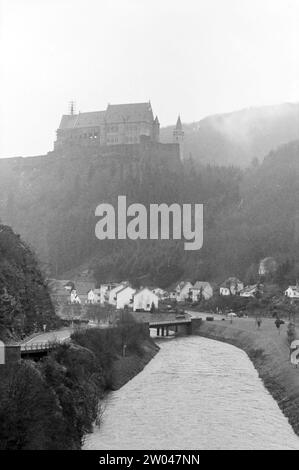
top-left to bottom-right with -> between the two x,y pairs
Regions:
0,225 -> 58,341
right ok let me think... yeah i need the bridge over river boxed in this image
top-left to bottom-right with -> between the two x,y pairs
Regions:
14,312 -> 202,360
131,311 -> 196,336
19,328 -> 74,359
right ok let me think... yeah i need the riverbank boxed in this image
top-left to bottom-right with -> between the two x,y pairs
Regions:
194,318 -> 299,436
0,319 -> 159,450
110,339 -> 159,390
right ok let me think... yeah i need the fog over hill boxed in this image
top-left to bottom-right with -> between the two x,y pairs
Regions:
160,102 -> 299,167
0,102 -> 299,287
0,136 -> 299,286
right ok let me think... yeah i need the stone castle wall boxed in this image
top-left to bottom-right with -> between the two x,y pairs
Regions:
49,136 -> 181,171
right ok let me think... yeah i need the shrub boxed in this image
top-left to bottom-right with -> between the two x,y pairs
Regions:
287,322 -> 296,346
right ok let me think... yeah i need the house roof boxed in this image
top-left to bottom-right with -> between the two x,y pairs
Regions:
116,286 -> 136,297
220,277 -> 243,288
193,281 -> 211,290
286,286 -> 299,293
240,284 -> 257,294
58,102 -> 154,130
176,281 -> 193,290
110,284 -> 126,295
133,287 -> 158,298
74,281 -> 95,295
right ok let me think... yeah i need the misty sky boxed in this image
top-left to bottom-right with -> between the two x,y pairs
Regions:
1,0 -> 299,157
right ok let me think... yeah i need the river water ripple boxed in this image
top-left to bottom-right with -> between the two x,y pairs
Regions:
84,336 -> 299,450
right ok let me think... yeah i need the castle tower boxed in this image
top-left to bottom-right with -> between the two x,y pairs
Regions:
153,115 -> 160,142
173,115 -> 184,161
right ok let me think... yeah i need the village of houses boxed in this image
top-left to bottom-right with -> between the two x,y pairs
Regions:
48,257 -> 299,324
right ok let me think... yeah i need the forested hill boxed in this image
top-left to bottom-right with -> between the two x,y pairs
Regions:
0,139 -> 298,288
206,140 -> 299,284
0,225 -> 57,341
160,102 -> 299,167
0,149 -> 241,286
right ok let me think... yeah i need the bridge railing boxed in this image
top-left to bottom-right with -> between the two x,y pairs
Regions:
20,340 -> 66,353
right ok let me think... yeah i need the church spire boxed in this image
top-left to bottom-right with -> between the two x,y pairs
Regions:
153,115 -> 160,142
175,115 -> 182,131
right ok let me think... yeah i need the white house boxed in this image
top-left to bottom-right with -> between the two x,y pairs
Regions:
98,283 -> 119,304
192,281 -> 213,300
87,288 -> 101,304
285,286 -> 299,299
219,277 -> 244,296
133,288 -> 159,312
240,285 -> 258,298
176,281 -> 193,302
70,289 -> 81,304
70,281 -> 95,304
108,284 -> 126,306
219,286 -> 231,296
116,286 -> 136,309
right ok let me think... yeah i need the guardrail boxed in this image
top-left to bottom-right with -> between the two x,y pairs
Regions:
20,340 -> 67,353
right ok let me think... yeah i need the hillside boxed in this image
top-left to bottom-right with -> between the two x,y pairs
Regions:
160,103 -> 299,167
204,139 -> 299,282
0,131 -> 298,289
0,225 -> 57,341
0,147 -> 241,285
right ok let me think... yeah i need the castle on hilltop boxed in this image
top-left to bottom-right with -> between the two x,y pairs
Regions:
54,101 -> 184,160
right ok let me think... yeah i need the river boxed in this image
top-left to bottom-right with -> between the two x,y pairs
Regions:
84,336 -> 299,450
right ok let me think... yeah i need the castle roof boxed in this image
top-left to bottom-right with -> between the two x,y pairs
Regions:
58,102 -> 154,130
106,102 -> 153,123
59,111 -> 106,130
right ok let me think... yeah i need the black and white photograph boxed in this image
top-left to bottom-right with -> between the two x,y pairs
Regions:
1,0 -> 299,454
